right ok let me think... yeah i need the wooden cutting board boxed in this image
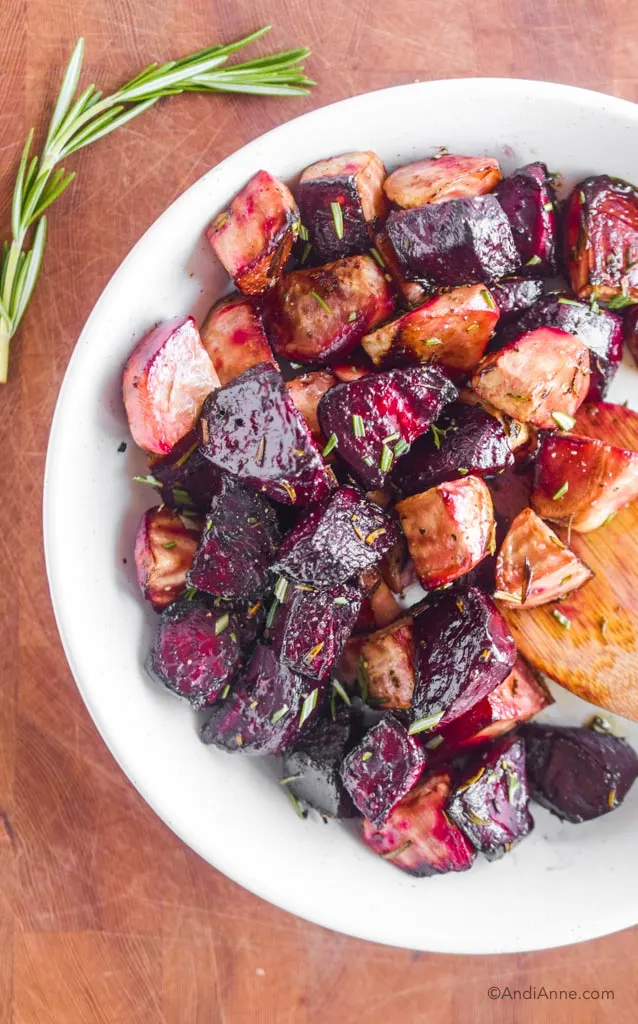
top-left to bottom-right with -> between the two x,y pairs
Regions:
501,402 -> 638,721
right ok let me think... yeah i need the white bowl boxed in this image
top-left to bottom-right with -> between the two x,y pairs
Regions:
44,78 -> 638,954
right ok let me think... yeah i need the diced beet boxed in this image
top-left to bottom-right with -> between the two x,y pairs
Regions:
471,326 -> 590,429
573,400 -> 638,445
286,370 -> 337,443
297,151 -> 387,262
205,170 -> 299,294
359,617 -> 415,709
282,706 -> 362,817
361,770 -> 476,876
197,362 -> 334,506
531,431 -> 638,532
340,716 -> 426,826
262,254 -> 395,364
271,485 -> 401,587
362,284 -> 499,373
411,587 -> 516,728
392,402 -> 514,496
186,476 -> 281,601
396,476 -> 495,589
458,386 -> 533,457
200,294 -> 275,385
123,316 -> 219,455
317,364 -> 457,489
355,568 -> 403,632
135,506 -> 202,610
448,735 -> 533,859
490,277 -> 544,320
625,305 -> 638,365
523,724 -> 638,822
494,506 -> 592,607
200,643 -> 326,755
149,598 -> 260,709
487,460 -> 534,534
384,154 -> 502,209
494,162 -> 558,275
385,195 -> 520,288
268,581 -> 362,680
373,230 -> 427,308
564,175 -> 638,302
148,431 -> 225,511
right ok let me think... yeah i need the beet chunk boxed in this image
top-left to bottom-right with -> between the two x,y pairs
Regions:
286,370 -> 337,443
412,587 -> 516,728
148,431 -> 225,511
564,175 -> 638,302
383,154 -> 501,209
494,162 -> 558,275
186,476 -> 280,601
359,616 -> 415,710
317,364 -> 457,489
268,581 -> 362,680
200,294 -> 276,385
361,770 -> 476,876
135,506 -> 202,610
200,643 -> 326,755
340,716 -> 426,826
448,735 -> 533,859
271,486 -> 401,587
197,362 -> 334,506
490,277 -> 544,321
373,230 -> 427,308
385,195 -> 520,287
282,705 -> 362,817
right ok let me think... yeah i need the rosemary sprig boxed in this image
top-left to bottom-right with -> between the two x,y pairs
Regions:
0,28 -> 314,382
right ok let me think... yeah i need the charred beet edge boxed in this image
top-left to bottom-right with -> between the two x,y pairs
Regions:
358,616 -> 415,709
197,362 -> 334,506
523,724 -> 638,822
448,735 -> 534,859
383,154 -> 502,209
268,581 -> 363,680
340,715 -> 426,826
135,506 -> 202,610
282,705 -> 363,817
200,643 -> 326,755
411,586 -> 516,727
385,195 -> 521,287
200,294 -> 275,385
297,151 -> 388,262
317,364 -> 457,489
489,277 -> 545,321
361,770 -> 476,876
271,486 -> 402,587
187,476 -> 281,601
392,402 -> 514,496
494,162 -> 558,275
149,430 -> 225,511
564,175 -> 638,302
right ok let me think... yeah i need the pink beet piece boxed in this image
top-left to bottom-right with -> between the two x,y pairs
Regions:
268,581 -> 363,680
340,716 -> 426,827
200,293 -> 276,385
135,506 -> 202,611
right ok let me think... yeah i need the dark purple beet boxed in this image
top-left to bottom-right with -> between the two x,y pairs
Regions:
448,735 -> 533,859
268,581 -> 362,680
412,587 -> 516,728
523,724 -> 638,823
494,162 -> 558,275
271,485 -> 402,587
186,476 -> 280,601
282,705 -> 363,817
149,431 -> 224,510
317,365 -> 457,489
391,402 -> 513,496
385,195 -> 520,287
490,277 -> 545,320
200,643 -> 327,755
197,362 -> 334,506
339,715 -> 426,826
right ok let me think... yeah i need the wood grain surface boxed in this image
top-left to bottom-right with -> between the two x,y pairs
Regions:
2,1 -> 638,1021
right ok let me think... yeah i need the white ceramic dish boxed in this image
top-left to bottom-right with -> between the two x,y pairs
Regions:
44,78 -> 638,954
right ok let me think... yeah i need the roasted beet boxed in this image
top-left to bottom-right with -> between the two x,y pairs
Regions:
359,617 -> 415,709
411,587 -> 516,728
286,370 -> 337,443
148,431 -> 225,511
625,304 -> 638,365
340,716 -> 426,826
186,476 -> 281,601
448,735 -> 533,859
205,170 -> 299,294
297,151 -> 387,262
471,326 -> 590,429
135,506 -> 202,610
355,567 -> 403,632
494,506 -> 592,607
200,643 -> 326,755
392,402 -> 514,496
123,316 -> 219,454
317,364 -> 457,489
385,195 -> 520,287
531,431 -> 638,532
494,162 -> 558,275
373,230 -> 427,308
200,294 -> 275,385
573,400 -> 638,444
384,154 -> 501,209
523,724 -> 638,823
268,581 -> 362,680
564,175 -> 638,302
361,284 -> 499,373
271,486 -> 401,587
197,362 -> 334,506
457,386 -> 533,456
490,277 -> 544,320
282,705 -> 361,817
396,476 -> 495,589
262,254 -> 395,364
361,770 -> 476,876
331,357 -> 372,383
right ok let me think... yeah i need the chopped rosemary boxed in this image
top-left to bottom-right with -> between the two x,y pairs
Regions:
365,527 -> 387,545
362,455 -> 374,467
215,612 -> 230,635
479,648 -> 491,662
552,411 -> 576,431
174,440 -> 199,467
466,809 -> 491,827
507,771 -> 520,803
265,599 -> 279,629
393,438 -> 410,456
525,254 -> 542,267
543,201 -> 554,211
408,712 -> 444,735
183,585 -> 198,600
348,311 -> 358,322
425,337 -> 442,346
381,840 -> 413,860
430,423 -> 446,450
552,608 -> 571,629
362,751 -> 373,762
330,201 -> 344,239
322,433 -> 338,456
379,445 -> 394,473
590,714 -> 612,734
352,413 -> 366,438
310,289 -> 330,313
280,480 -> 297,502
172,487 -> 194,506
457,467 -> 469,476
298,223 -> 309,241
552,481 -> 569,500
382,431 -> 400,444
305,642 -> 324,663
133,473 -> 161,488
299,688 -> 319,726
369,247 -> 385,268
255,436 -> 266,466
220,684 -> 231,700
274,576 -> 289,603
425,735 -> 445,750
271,704 -> 289,724
331,678 -> 351,707
162,540 -> 177,549
466,322 -> 480,333
481,288 -> 496,310
279,774 -> 302,785
607,294 -> 637,310
301,241 -> 312,264
287,789 -> 307,819
557,297 -> 581,307
493,589 -> 521,603
333,596 -> 348,606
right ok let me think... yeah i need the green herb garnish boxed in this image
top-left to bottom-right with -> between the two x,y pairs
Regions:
552,411 -> 576,431
331,678 -> 351,708
525,255 -> 542,267
557,297 -> 581,307
393,438 -> 410,456
322,432 -> 338,456
330,201 -> 344,239
162,540 -> 177,549
333,596 -> 348,606
425,337 -> 442,346
362,751 -> 373,762
481,288 -> 496,310
298,223 -> 309,241
133,474 -> 161,488
215,613 -> 230,635
543,201 -> 554,211
271,705 -> 289,724
352,413 -> 366,438
607,294 -> 637,310
552,481 -> 569,500
301,241 -> 312,264
409,712 -> 444,735
310,290 -> 330,313
274,576 -> 289,603
379,445 -> 393,473
430,423 -> 446,450
552,609 -> 571,629
369,247 -> 385,268
457,467 -> 469,475
220,684 -> 231,700
299,688 -> 319,727
348,311 -> 358,322
279,774 -> 302,785
172,487 -> 194,506
287,789 -> 307,819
